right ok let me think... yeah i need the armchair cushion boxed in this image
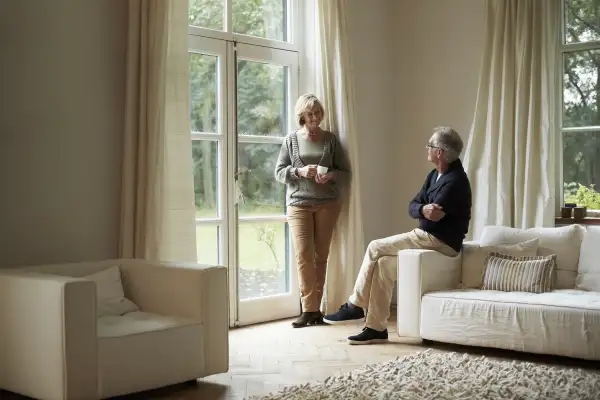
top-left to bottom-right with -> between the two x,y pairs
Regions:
84,265 -> 139,317
98,311 -> 197,338
98,311 -> 204,398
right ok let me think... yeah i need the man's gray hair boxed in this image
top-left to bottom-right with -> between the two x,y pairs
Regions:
432,126 -> 463,163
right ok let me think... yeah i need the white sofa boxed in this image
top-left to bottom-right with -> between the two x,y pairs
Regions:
0,259 -> 229,400
397,224 -> 600,361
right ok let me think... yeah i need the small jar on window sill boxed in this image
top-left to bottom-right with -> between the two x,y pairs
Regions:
560,207 -> 572,218
573,206 -> 587,220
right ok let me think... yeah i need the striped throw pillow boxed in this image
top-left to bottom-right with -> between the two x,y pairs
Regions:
481,252 -> 556,293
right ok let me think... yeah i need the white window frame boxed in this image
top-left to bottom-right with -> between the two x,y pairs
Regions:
188,0 -> 304,326
558,0 -> 600,215
188,0 -> 301,52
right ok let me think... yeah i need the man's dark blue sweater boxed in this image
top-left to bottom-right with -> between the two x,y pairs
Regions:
408,159 -> 472,253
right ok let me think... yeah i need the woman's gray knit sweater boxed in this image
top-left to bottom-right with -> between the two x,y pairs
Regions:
274,130 -> 350,206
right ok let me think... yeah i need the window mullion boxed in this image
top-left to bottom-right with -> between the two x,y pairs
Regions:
225,0 -> 232,35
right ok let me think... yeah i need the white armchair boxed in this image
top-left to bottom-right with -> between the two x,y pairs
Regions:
396,246 -> 464,341
0,259 -> 229,400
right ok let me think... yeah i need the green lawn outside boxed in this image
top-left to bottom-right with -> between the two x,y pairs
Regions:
195,206 -> 288,272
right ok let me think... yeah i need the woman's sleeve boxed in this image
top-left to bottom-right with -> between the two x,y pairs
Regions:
330,133 -> 351,183
274,138 -> 299,184
331,133 -> 351,182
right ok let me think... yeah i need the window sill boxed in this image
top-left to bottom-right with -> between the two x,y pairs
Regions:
555,217 -> 600,225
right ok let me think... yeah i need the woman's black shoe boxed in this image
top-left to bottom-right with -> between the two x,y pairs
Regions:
291,311 -> 323,328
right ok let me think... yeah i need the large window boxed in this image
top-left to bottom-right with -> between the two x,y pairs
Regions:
188,0 -> 302,326
561,0 -> 600,210
189,0 -> 296,49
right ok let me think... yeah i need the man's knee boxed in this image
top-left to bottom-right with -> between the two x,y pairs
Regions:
367,239 -> 379,251
367,238 -> 386,257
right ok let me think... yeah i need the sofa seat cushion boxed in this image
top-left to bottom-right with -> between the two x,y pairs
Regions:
420,289 -> 600,361
98,311 -> 198,338
97,312 -> 205,398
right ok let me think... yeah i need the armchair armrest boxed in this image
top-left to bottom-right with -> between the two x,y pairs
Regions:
396,249 -> 461,341
0,270 -> 97,400
119,260 -> 228,376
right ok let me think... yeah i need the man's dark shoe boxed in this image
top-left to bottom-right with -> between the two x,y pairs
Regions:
322,303 -> 365,325
347,327 -> 388,345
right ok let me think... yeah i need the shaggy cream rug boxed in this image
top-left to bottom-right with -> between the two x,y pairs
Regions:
248,350 -> 600,400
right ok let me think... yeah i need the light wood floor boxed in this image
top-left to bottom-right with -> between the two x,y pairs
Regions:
123,316 -> 424,399
2,315 -> 597,400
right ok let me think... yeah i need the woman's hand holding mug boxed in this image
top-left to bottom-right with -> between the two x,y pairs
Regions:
298,165 -> 317,178
315,166 -> 333,184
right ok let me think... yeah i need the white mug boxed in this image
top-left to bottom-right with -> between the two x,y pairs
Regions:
317,165 -> 328,175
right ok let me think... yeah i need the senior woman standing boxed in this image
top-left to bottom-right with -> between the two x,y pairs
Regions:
275,94 -> 350,328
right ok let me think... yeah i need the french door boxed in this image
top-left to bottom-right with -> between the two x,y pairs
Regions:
189,35 -> 300,327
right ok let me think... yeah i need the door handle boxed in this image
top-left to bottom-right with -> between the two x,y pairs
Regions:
235,168 -> 250,180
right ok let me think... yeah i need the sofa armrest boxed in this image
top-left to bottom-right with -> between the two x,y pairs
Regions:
119,260 -> 229,376
0,270 -> 97,400
396,249 -> 461,341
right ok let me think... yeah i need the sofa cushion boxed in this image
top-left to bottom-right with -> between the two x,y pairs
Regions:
98,311 -> 198,338
481,252 -> 556,293
17,259 -> 123,278
85,266 -> 139,317
420,289 -> 600,361
577,226 -> 600,292
479,224 -> 585,289
461,239 -> 539,288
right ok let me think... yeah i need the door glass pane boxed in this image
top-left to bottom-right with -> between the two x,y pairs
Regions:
563,50 -> 600,128
239,222 -> 289,300
564,0 -> 600,44
196,224 -> 220,265
237,143 -> 285,216
233,0 -> 287,41
563,130 -> 600,209
192,140 -> 219,218
189,0 -> 224,31
237,59 -> 288,137
189,52 -> 219,133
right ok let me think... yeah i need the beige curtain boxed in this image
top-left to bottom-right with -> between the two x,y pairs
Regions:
462,0 -> 560,240
309,0 -> 365,314
119,0 -> 196,262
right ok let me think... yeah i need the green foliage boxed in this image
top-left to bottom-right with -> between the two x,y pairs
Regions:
563,0 -> 600,202
189,0 -> 223,30
188,1 -> 287,213
189,0 -> 285,40
232,0 -> 286,41
254,223 -> 281,269
564,182 -> 600,209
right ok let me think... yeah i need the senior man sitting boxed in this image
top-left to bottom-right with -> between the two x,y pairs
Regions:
323,126 -> 472,345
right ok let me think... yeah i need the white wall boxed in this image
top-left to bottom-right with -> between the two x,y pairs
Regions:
345,0 -> 398,244
0,0 -> 127,267
394,0 -> 486,234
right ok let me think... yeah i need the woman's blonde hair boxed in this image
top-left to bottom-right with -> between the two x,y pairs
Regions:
294,94 -> 325,126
